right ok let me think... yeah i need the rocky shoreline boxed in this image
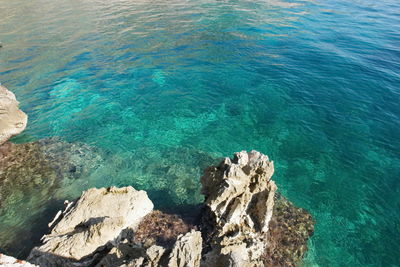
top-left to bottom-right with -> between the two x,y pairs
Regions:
0,86 -> 314,266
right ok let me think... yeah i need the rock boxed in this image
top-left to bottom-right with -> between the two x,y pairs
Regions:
0,85 -> 27,145
167,230 -> 202,267
0,253 -> 37,267
96,211 -> 201,267
96,230 -> 202,267
200,150 -> 277,266
28,187 -> 154,266
11,150 -> 312,267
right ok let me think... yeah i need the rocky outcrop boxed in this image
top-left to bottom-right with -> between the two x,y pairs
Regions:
200,150 -> 314,267
26,185 -> 203,267
201,150 -> 277,266
2,148 -> 313,267
28,187 -> 154,266
0,85 -> 27,145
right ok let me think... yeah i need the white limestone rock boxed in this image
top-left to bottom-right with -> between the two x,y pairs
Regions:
201,150 -> 277,266
167,230 -> 202,267
0,253 -> 37,267
28,186 -> 153,266
0,85 -> 28,145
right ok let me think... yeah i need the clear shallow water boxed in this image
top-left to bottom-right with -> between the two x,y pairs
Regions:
1,0 -> 400,265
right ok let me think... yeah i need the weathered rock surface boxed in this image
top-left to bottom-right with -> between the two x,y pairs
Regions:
201,150 -> 277,266
167,230 -> 202,267
28,187 -> 154,266
0,85 -> 27,145
27,186 -> 202,267
0,253 -> 37,267
95,229 -> 202,267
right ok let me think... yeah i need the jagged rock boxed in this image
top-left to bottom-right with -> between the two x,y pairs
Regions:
0,85 -> 27,145
94,242 -> 151,267
96,230 -> 202,267
167,230 -> 202,267
28,187 -> 154,266
96,213 -> 201,267
200,150 -> 314,266
9,149 -> 312,267
200,150 -> 277,266
0,253 -> 37,267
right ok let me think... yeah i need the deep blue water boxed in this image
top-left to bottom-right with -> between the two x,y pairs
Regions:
1,0 -> 400,265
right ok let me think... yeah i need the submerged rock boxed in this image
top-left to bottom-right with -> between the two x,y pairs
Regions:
0,138 -> 104,258
263,194 -> 314,266
167,230 -> 202,267
0,85 -> 28,145
0,138 -> 104,212
133,210 -> 194,247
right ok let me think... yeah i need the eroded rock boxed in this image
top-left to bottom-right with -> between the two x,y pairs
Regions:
167,230 -> 202,267
0,85 -> 27,145
201,150 -> 277,266
200,151 -> 315,266
5,149 -> 312,267
28,187 -> 154,266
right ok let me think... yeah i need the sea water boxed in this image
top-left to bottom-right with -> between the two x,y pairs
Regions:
0,0 -> 399,265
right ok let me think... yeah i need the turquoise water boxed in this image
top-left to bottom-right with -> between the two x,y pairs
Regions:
1,0 -> 400,265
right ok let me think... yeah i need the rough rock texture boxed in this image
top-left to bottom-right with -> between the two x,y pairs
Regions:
201,150 -> 277,267
28,187 -> 154,266
0,85 -> 27,145
95,230 -> 202,267
27,187 -> 202,267
167,230 -> 202,267
0,253 -> 37,267
2,148 -> 313,266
